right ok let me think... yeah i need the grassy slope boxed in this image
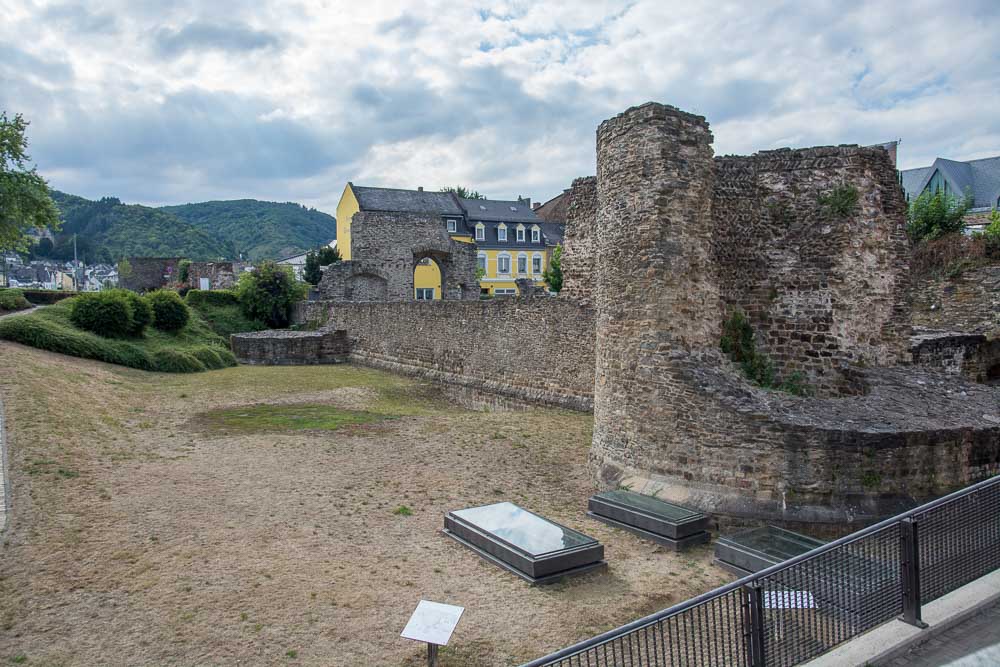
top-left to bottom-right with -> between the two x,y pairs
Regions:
184,298 -> 266,339
0,300 -> 236,372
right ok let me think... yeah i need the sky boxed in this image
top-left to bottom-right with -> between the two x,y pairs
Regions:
2,0 -> 999,215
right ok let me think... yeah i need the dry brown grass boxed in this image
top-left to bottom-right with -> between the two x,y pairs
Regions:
0,343 -> 728,666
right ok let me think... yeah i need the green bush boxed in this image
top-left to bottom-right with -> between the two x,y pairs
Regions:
69,291 -> 136,338
720,309 -> 811,396
18,289 -> 76,305
118,290 -> 153,337
907,189 -> 973,242
185,289 -> 239,308
235,262 -> 307,328
146,290 -> 190,332
151,349 -> 206,373
188,345 -> 225,370
0,288 -> 30,311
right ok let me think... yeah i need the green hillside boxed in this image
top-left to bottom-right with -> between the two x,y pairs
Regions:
161,199 -> 337,261
30,193 -> 337,263
34,192 -> 233,263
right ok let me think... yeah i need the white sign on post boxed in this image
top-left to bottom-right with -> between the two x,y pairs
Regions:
401,600 -> 464,646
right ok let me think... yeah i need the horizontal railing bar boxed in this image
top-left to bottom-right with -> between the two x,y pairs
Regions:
519,474 -> 1000,667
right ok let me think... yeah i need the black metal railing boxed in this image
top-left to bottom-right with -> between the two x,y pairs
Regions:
521,474 -> 1000,667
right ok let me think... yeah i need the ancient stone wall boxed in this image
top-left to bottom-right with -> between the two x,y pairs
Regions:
712,147 -> 911,395
559,177 -> 597,304
231,329 -> 350,365
121,257 -> 180,292
186,261 -> 241,290
318,211 -> 478,302
911,329 -> 1000,383
588,102 -> 1000,528
911,265 -> 1000,334
299,298 -> 596,411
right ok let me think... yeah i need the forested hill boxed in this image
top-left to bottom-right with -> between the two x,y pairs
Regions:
161,200 -> 337,261
31,192 -> 337,263
35,191 -> 233,263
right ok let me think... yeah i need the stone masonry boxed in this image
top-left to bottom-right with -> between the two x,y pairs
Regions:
231,329 -> 350,365
559,176 -> 598,304
588,102 -> 1000,527
318,211 -> 478,302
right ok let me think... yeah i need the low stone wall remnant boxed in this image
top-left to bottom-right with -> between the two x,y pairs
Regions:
231,329 -> 350,365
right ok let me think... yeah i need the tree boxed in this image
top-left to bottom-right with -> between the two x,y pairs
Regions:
543,244 -> 563,293
235,261 -> 307,328
907,189 -> 973,242
440,186 -> 485,200
302,245 -> 341,285
1,112 -> 60,285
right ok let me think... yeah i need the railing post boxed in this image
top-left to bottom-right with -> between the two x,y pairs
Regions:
743,584 -> 767,667
899,517 -> 928,628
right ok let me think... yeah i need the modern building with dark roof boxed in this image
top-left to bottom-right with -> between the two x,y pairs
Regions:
334,183 -> 563,297
900,155 -> 1000,229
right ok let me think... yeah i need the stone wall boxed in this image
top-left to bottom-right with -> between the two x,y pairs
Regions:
911,264 -> 1000,334
588,102 -> 1000,527
299,299 -> 596,411
712,146 -> 911,395
318,211 -> 478,302
121,257 -> 181,292
187,261 -> 241,290
231,329 -> 350,365
911,328 -> 1000,383
559,176 -> 597,304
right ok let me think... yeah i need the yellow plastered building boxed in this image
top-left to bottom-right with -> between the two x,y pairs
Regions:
335,184 -> 563,299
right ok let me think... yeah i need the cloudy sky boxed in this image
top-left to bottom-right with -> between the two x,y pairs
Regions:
2,1 -> 999,214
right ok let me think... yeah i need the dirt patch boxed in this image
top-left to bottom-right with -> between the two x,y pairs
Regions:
197,403 -> 389,434
0,343 -> 730,666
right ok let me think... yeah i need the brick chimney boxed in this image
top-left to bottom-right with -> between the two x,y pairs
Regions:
532,202 -> 541,210
417,186 -> 424,191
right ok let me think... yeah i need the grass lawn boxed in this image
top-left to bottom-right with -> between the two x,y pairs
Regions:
0,344 -> 729,666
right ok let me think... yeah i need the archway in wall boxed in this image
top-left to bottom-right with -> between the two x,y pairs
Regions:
413,255 -> 443,301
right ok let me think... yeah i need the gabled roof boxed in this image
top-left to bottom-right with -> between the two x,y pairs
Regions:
460,198 -> 541,223
900,155 -> 1000,211
351,184 -> 464,216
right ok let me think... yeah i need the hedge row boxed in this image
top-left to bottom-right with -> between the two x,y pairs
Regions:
184,289 -> 239,307
19,290 -> 78,305
0,288 -> 31,312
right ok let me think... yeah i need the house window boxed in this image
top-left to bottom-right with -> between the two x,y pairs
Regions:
498,224 -> 507,242
447,219 -> 457,233
477,254 -> 487,272
498,254 -> 511,274
494,288 -> 516,296
531,226 -> 540,242
415,288 -> 435,300
516,225 -> 525,242
517,254 -> 527,274
475,224 -> 485,241
532,254 -> 542,274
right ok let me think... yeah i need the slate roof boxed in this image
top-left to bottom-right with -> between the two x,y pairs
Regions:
900,156 -> 1000,211
473,221 -> 564,249
460,198 -> 540,223
351,184 -> 464,216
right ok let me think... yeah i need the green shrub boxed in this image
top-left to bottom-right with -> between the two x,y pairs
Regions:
185,289 -> 240,308
69,292 -> 136,338
118,290 -> 153,337
18,289 -> 76,305
818,184 -> 859,218
720,309 -> 812,396
188,345 -> 226,370
146,290 -> 190,332
151,349 -> 206,373
235,262 -> 307,328
0,288 -> 30,311
907,189 -> 973,242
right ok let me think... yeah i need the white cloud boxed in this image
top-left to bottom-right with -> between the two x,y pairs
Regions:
0,0 -> 998,212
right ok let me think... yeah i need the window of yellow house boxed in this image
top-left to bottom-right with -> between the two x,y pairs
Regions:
531,226 -> 541,243
475,224 -> 485,241
498,253 -> 511,274
532,253 -> 542,274
477,253 -> 487,273
498,224 -> 507,242
516,225 -> 525,242
517,253 -> 527,274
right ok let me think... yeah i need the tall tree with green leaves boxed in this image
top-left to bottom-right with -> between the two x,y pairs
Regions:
440,186 -> 486,200
543,244 -> 563,293
1,112 -> 60,285
302,245 -> 341,285
236,261 -> 307,328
